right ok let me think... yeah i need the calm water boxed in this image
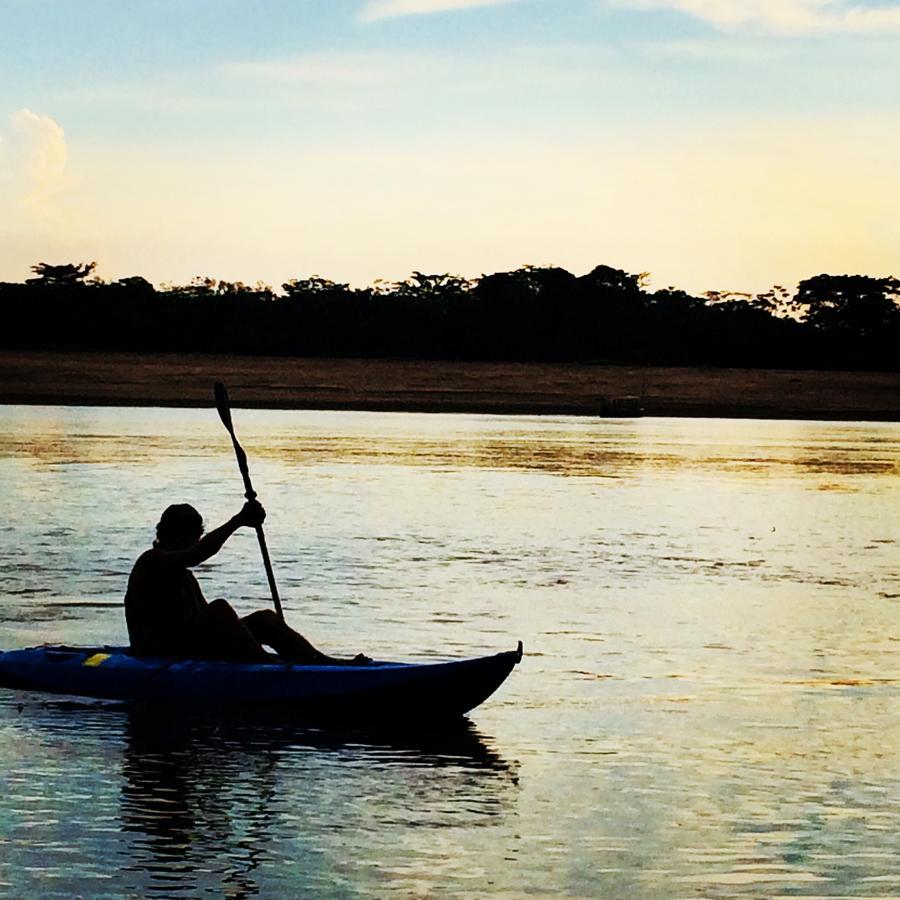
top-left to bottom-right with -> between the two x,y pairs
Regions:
0,406 -> 898,898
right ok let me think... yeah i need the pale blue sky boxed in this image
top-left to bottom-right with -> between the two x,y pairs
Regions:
2,0 -> 898,292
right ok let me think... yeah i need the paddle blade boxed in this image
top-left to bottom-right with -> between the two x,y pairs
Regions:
214,381 -> 233,432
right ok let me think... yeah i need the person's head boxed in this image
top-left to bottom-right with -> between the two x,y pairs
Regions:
154,504 -> 204,550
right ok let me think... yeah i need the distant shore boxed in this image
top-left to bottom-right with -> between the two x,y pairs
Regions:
1,350 -> 898,421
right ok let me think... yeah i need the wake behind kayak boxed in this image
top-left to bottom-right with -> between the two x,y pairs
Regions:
0,642 -> 523,720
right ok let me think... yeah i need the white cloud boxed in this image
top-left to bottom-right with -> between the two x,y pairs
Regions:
612,0 -> 900,34
0,109 -> 100,278
1,109 -> 69,218
359,0 -> 517,23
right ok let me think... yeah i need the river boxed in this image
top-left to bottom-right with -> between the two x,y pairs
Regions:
0,406 -> 897,897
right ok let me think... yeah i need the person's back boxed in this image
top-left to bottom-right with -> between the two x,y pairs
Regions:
125,546 -> 207,655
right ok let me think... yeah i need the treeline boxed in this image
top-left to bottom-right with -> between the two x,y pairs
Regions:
2,262 -> 898,370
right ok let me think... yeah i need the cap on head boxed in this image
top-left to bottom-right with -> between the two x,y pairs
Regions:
155,504 -> 203,547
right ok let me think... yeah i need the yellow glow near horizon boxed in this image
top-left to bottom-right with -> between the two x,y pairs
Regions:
1,114 -> 897,295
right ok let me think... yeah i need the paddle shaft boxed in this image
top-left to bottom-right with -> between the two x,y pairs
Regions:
214,382 -> 284,620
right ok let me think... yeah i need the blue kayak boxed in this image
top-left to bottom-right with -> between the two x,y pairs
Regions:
0,642 -> 523,719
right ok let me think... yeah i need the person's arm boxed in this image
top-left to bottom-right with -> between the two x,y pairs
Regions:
167,500 -> 266,568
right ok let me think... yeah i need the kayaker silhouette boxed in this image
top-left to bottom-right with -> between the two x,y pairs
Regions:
125,500 -> 370,664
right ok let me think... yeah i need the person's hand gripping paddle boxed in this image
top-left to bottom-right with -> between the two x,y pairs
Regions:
214,381 -> 284,621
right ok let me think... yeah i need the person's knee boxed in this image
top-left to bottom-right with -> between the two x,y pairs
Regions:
243,609 -> 278,627
242,608 -> 280,638
207,598 -> 240,622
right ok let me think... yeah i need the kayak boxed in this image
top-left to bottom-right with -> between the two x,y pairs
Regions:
0,642 -> 523,719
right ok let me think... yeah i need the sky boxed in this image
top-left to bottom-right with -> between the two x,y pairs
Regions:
1,0 -> 898,294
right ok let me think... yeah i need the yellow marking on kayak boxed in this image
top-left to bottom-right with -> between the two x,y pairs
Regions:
83,653 -> 111,667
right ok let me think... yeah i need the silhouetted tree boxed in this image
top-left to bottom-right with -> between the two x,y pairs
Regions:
793,274 -> 900,337
473,267 -> 554,358
388,272 -> 473,300
283,276 -> 350,297
26,261 -> 97,287
751,285 -> 793,317
0,258 -> 896,370
113,276 -> 155,294
163,276 -> 219,299
580,264 -> 642,295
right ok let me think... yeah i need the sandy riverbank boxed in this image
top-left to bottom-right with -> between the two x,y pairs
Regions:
1,351 -> 898,420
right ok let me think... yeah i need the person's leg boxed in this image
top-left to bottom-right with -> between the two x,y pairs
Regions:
193,599 -> 272,663
241,610 -> 370,665
240,609 -> 325,663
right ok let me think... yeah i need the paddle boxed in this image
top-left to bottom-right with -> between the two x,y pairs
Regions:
214,381 -> 285,621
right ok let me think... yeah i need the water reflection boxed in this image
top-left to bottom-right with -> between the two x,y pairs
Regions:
120,706 -> 280,898
2,407 -> 899,483
3,696 -> 518,897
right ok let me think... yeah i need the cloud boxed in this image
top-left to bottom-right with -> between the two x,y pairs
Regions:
0,109 -> 100,279
1,108 -> 69,218
359,0 -> 517,23
612,0 -> 900,34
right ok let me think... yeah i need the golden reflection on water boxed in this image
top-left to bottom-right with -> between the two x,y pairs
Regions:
2,410 -> 899,486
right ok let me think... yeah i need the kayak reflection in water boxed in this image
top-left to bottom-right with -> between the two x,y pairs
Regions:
124,500 -> 371,665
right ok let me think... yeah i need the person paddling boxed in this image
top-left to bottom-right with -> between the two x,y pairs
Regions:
125,500 -> 370,665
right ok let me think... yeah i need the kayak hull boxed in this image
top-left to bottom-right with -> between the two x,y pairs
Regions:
0,643 -> 522,719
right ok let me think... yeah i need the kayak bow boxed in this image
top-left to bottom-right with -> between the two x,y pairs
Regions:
0,642 -> 523,719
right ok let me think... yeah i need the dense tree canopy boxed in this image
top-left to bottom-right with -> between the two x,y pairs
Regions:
794,275 -> 900,338
1,262 -> 897,370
